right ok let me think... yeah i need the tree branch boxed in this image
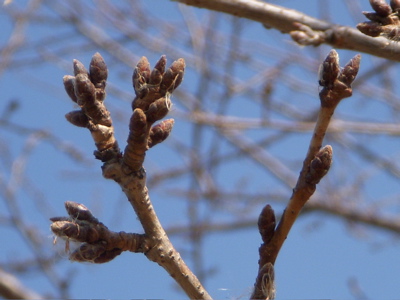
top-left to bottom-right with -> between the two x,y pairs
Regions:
250,50 -> 361,299
52,53 -> 212,299
173,0 -> 400,61
0,268 -> 44,300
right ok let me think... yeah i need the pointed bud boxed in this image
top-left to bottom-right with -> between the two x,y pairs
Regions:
133,56 -> 151,98
160,58 -> 185,94
65,201 -> 100,224
149,55 -> 166,85
370,0 -> 392,16
65,110 -> 89,127
148,119 -> 174,148
306,145 -> 333,185
340,54 -> 361,86
63,75 -> 78,103
73,59 -> 89,76
318,50 -> 340,88
89,52 -> 108,89
258,204 -> 276,244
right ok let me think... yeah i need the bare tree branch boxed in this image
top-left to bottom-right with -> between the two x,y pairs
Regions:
0,268 -> 44,300
173,0 -> 400,61
251,50 -> 361,299
52,53 -> 212,299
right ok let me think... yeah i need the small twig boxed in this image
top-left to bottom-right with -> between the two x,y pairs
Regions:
50,202 -> 148,263
175,0 -> 400,61
250,50 -> 361,299
0,268 -> 44,300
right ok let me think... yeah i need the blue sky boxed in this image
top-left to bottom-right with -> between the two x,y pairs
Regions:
1,0 -> 400,299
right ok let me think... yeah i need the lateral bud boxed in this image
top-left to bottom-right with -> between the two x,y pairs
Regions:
148,119 -> 174,148
65,110 -> 89,128
65,201 -> 100,224
63,75 -> 78,103
258,204 -> 276,244
306,145 -> 333,185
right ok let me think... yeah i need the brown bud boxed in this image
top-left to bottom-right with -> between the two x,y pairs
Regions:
73,59 -> 89,76
306,145 -> 333,185
361,12 -> 384,22
258,204 -> 276,244
70,243 -> 105,263
65,201 -> 99,224
89,52 -> 108,90
50,219 -> 99,243
391,0 -> 400,11
74,73 -> 96,106
146,96 -> 172,124
148,119 -> 174,148
123,108 -> 148,172
129,108 -> 147,132
65,110 -> 89,128
357,22 -> 383,37
63,75 -> 78,103
93,248 -> 123,264
133,56 -> 151,98
160,58 -> 185,94
370,0 -> 392,16
149,55 -> 166,85
318,49 -> 340,88
339,54 -> 361,86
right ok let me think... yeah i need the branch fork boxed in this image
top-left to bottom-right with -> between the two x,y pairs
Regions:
52,53 -> 211,299
251,49 -> 361,299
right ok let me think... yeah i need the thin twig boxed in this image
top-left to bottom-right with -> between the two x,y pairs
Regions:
174,0 -> 400,61
250,50 -> 361,299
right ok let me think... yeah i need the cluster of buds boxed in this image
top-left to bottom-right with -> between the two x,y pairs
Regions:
357,0 -> 400,41
318,50 -> 361,107
122,56 -> 185,173
50,202 -> 146,263
63,52 -> 185,171
64,53 -> 119,162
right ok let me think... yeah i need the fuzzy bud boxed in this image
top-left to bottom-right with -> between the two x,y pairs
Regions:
370,0 -> 392,16
73,59 -> 89,76
148,119 -> 174,148
65,110 -> 89,128
133,56 -> 151,98
89,52 -> 108,90
258,204 -> 276,244
149,55 -> 166,85
306,145 -> 333,185
63,75 -> 78,103
65,201 -> 100,224
160,58 -> 185,94
318,49 -> 340,89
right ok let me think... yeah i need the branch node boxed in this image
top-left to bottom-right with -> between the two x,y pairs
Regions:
290,22 -> 326,46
